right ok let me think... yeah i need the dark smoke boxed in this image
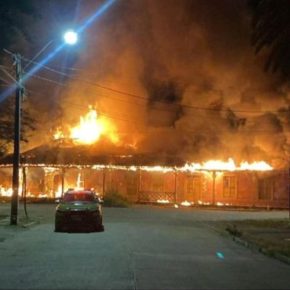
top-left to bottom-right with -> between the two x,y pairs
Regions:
25,0 -> 290,168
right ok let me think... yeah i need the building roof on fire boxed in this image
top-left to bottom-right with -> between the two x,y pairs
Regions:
0,141 -> 185,168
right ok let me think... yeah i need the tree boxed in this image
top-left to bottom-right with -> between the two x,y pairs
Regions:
0,1 -> 80,156
0,97 -> 35,157
0,0 -> 37,157
249,0 -> 290,77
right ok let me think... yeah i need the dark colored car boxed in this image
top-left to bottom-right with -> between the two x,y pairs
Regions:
55,189 -> 104,232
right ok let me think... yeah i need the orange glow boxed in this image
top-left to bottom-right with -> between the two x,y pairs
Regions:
54,107 -> 119,145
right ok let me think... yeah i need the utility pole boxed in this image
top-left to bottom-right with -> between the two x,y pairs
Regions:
10,53 -> 23,225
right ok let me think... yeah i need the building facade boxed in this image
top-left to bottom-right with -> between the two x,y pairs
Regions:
0,165 -> 288,208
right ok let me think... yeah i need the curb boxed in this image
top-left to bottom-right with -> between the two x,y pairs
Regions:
231,236 -> 290,265
205,223 -> 290,266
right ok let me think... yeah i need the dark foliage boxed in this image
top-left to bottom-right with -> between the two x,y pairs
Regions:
0,98 -> 35,157
249,0 -> 290,77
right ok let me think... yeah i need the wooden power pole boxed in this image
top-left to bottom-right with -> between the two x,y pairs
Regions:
10,53 -> 23,225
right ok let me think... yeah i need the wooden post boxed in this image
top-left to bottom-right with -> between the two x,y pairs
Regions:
174,170 -> 177,203
22,166 -> 28,218
61,167 -> 65,198
102,168 -> 106,197
137,168 -> 141,202
212,170 -> 216,206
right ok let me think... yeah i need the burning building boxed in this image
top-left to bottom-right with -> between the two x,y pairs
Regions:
2,1 -> 290,209
0,106 -> 288,208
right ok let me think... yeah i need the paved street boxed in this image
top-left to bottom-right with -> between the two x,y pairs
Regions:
0,204 -> 289,289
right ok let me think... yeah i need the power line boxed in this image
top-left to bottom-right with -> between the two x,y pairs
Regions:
20,55 -> 288,115
26,89 -> 287,135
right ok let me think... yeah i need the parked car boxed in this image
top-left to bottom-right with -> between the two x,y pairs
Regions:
55,189 -> 104,232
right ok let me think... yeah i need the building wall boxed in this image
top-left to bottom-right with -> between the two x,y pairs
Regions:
1,166 -> 288,208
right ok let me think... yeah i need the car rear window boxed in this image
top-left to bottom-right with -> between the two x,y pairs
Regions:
63,192 -> 95,202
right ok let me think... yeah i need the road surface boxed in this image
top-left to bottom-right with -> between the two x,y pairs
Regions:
0,204 -> 289,289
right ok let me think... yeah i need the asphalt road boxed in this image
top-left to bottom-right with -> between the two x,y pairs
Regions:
0,204 -> 289,289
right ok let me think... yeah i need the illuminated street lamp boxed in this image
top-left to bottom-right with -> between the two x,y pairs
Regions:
10,30 -> 78,225
63,30 -> 78,45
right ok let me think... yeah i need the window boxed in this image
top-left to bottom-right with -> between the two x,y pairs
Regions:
258,178 -> 274,200
63,191 -> 95,202
186,176 -> 201,196
223,176 -> 237,198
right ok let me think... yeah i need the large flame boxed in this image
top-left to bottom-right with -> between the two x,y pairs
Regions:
54,107 -> 119,145
91,158 -> 273,172
180,158 -> 272,172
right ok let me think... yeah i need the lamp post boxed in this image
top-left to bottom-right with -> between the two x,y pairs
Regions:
10,30 -> 78,225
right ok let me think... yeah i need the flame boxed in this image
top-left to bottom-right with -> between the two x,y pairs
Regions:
91,159 -> 272,172
55,185 -> 62,198
54,107 -> 119,145
0,187 -> 13,197
70,107 -> 119,144
180,158 -> 273,172
239,161 -> 272,171
53,127 -> 64,140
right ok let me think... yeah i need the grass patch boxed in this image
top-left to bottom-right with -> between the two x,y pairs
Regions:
223,219 -> 290,258
103,190 -> 131,207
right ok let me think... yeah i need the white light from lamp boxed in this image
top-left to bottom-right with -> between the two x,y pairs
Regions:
63,30 -> 78,45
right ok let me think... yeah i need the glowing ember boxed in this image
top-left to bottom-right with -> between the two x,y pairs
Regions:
157,199 -> 170,204
180,200 -> 193,207
54,107 -> 119,145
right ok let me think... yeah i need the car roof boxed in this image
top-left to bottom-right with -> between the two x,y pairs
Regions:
65,190 -> 94,195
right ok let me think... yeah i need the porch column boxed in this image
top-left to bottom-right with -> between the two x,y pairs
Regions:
61,167 -> 65,198
212,170 -> 216,205
22,166 -> 28,218
174,170 -> 177,203
137,167 -> 141,202
102,168 -> 106,196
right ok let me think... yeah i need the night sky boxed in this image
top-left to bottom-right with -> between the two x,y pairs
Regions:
1,0 -> 290,167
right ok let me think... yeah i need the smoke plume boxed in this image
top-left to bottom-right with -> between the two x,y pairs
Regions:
27,0 -> 290,168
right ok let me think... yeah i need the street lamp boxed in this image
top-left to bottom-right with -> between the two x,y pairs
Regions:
10,30 -> 78,225
63,30 -> 78,45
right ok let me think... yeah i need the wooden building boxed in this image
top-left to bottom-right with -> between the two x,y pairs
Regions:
0,143 -> 289,208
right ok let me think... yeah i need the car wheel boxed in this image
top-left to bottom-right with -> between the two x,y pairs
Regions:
94,223 -> 104,232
